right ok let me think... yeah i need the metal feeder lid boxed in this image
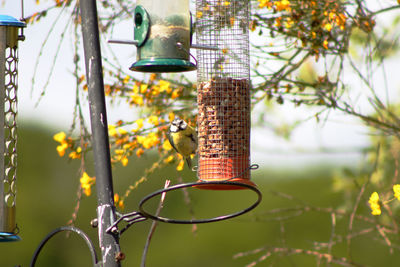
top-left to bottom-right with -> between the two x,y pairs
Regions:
0,15 -> 26,27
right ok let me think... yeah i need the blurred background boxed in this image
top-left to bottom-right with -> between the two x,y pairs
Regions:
3,123 -> 383,266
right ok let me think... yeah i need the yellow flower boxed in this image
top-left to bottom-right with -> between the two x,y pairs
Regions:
164,155 -> 174,163
196,11 -> 203,18
171,89 -> 180,99
123,75 -> 130,84
250,20 -> 257,31
69,146 -> 82,159
131,94 -> 144,106
118,200 -> 125,210
141,132 -> 160,149
324,23 -> 332,32
53,131 -> 66,143
258,0 -> 272,9
393,184 -> 400,201
108,125 -> 117,137
311,32 -> 317,39
118,128 -> 128,135
114,194 -> 125,210
275,0 -> 290,12
368,192 -> 381,216
274,17 -> 282,27
323,39 -> 329,49
148,115 -> 159,126
132,118 -> 144,132
115,149 -> 124,155
132,84 -> 139,94
136,148 -> 144,157
80,172 -> 95,196
121,156 -> 129,166
162,140 -> 172,151
56,142 -> 68,157
328,12 -> 336,21
176,158 -> 185,171
113,149 -> 129,166
136,135 -> 145,144
140,84 -> 148,94
149,73 -> 157,82
54,132 -> 70,157
230,17 -> 235,27
123,142 -> 136,151
114,193 -> 120,204
336,13 -> 347,30
159,80 -> 172,93
284,17 -> 294,28
168,112 -> 175,122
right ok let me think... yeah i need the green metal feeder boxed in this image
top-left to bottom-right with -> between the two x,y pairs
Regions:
0,15 -> 25,242
129,0 -> 196,72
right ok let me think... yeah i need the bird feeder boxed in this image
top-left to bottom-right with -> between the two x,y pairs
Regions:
0,15 -> 24,242
196,0 -> 255,190
129,0 -> 196,73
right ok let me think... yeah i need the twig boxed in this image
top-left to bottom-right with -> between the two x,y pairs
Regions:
235,246 -> 367,267
176,176 -> 197,234
376,225 -> 393,254
326,212 -> 336,267
347,181 -> 366,260
30,4 -> 69,99
141,180 -> 170,267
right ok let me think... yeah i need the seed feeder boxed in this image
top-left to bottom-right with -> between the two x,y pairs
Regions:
128,0 -> 196,72
0,15 -> 25,242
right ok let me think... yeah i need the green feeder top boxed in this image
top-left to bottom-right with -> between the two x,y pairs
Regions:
0,15 -> 26,27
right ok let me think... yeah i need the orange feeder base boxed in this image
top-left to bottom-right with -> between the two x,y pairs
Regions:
195,157 -> 256,190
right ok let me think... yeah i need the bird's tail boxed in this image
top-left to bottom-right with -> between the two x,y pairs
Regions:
185,157 -> 192,170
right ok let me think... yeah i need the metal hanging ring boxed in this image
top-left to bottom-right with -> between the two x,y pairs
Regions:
138,181 -> 262,224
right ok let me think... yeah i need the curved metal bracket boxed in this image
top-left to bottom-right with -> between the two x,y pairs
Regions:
106,211 -> 148,236
30,226 -> 99,267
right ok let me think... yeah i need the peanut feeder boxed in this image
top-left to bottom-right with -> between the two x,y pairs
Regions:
195,0 -> 256,190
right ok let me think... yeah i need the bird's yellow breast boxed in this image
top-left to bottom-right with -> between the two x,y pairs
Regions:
172,128 -> 196,157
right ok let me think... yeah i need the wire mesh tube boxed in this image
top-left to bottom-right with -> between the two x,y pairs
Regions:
195,0 -> 255,190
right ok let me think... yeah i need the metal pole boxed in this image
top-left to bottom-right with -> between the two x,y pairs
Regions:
79,0 -> 122,266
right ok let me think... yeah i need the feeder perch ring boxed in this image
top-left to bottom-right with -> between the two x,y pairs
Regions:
138,181 -> 262,224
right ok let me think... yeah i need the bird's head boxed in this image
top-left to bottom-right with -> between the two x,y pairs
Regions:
170,117 -> 188,133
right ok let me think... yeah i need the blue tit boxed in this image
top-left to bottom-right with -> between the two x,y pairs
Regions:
167,117 -> 197,169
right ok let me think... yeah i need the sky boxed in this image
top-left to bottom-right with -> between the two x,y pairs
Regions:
2,0 -> 390,169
